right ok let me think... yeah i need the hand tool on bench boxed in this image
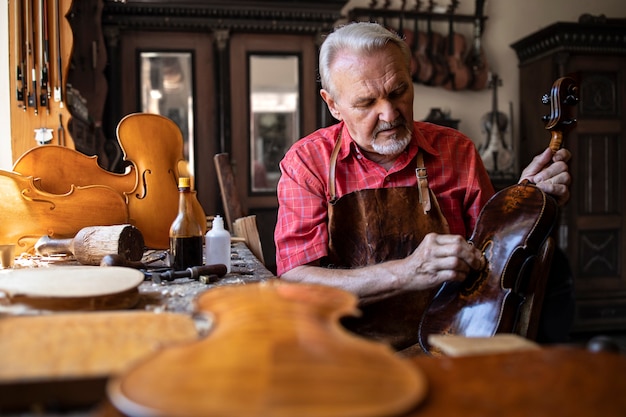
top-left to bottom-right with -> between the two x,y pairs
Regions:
34,224 -> 144,265
99,254 -> 228,285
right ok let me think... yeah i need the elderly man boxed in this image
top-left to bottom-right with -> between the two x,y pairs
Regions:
274,22 -> 571,350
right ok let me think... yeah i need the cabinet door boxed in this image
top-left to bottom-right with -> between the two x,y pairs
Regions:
567,56 -> 626,331
229,33 -> 319,273
118,30 -> 218,216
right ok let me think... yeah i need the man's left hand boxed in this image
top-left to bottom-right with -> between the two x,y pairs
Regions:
519,147 -> 572,206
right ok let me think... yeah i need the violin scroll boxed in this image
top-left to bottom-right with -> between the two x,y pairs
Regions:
541,77 -> 578,153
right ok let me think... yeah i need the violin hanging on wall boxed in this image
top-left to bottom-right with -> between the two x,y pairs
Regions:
478,73 -> 515,177
417,76 -> 578,355
466,0 -> 489,90
402,0 -> 430,84
442,0 -> 471,90
425,0 -> 448,86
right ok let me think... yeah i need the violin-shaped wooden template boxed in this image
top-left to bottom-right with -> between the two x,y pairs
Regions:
418,76 -> 578,354
6,112 -> 206,251
108,281 -> 427,417
0,170 -> 129,253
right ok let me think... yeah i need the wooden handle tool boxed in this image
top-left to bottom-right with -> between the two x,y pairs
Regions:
35,224 -> 144,265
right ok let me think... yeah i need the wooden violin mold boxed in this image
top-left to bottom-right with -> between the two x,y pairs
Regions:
0,169 -> 129,254
8,112 -> 206,251
108,281 -> 427,417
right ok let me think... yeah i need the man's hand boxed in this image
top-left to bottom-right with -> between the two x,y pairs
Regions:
280,233 -> 484,303
519,147 -> 572,206
401,233 -> 484,290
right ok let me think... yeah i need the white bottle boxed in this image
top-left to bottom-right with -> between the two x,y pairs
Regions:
205,215 -> 231,273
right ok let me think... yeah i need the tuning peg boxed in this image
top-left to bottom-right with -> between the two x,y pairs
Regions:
541,94 -> 550,105
564,94 -> 579,105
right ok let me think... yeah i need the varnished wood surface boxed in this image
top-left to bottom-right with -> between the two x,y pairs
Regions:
0,170 -> 130,255
0,242 -> 275,415
403,346 -> 626,417
108,281 -> 427,417
12,145 -> 137,195
0,311 -> 198,411
0,311 -> 198,381
2,244 -> 625,416
39,345 -> 626,417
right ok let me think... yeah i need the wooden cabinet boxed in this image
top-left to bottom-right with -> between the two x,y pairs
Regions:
511,17 -> 626,333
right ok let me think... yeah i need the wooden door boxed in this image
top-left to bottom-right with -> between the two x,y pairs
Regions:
229,33 -> 320,274
117,30 -> 219,217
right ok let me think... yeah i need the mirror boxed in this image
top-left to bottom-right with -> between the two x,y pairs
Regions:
249,54 -> 300,193
140,51 -> 195,175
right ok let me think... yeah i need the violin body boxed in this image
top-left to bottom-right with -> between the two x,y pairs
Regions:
402,27 -> 419,78
443,1 -> 471,91
418,76 -> 578,355
414,29 -> 433,84
0,170 -> 129,253
116,113 -> 190,249
428,31 -> 448,86
479,123 -> 514,175
13,145 -> 136,196
443,32 -> 471,90
108,281 -> 427,416
467,0 -> 489,90
405,2 -> 432,85
9,113 -> 206,250
418,182 -> 558,354
479,74 -> 514,175
468,35 -> 489,91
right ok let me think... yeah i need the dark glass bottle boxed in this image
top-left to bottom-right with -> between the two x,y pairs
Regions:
169,177 -> 204,270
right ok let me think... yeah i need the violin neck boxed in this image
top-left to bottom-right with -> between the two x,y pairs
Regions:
491,75 -> 500,118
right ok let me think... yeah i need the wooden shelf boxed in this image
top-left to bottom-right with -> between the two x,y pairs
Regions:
348,7 -> 487,25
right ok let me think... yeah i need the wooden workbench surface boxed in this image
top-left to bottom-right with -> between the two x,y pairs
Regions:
0,242 -> 276,414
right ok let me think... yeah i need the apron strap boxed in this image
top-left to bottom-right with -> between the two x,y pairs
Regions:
328,129 -> 431,214
415,152 -> 432,214
329,130 -> 343,203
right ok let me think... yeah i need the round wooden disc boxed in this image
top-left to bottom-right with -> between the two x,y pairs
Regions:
0,266 -> 144,310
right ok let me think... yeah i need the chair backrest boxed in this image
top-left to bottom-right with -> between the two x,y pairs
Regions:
233,215 -> 265,265
213,153 -> 244,231
213,153 -> 265,264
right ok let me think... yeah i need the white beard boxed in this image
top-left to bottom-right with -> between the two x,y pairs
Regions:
371,133 -> 411,156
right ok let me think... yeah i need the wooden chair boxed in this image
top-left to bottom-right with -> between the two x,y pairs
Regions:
213,153 -> 265,264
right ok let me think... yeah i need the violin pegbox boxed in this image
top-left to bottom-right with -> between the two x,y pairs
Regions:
541,76 -> 579,153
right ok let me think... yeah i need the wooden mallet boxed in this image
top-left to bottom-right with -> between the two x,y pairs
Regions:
35,224 -> 145,266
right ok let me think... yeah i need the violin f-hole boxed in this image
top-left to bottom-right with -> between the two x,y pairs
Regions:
135,169 -> 152,200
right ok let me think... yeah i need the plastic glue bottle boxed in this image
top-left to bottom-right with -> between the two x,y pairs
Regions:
205,215 -> 231,273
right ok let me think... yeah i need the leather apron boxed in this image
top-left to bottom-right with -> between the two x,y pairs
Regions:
326,132 -> 450,350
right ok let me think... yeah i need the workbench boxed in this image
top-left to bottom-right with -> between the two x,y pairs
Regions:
0,242 -> 275,415
2,243 -> 625,417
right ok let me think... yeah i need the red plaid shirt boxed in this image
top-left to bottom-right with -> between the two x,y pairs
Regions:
275,121 -> 494,276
